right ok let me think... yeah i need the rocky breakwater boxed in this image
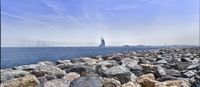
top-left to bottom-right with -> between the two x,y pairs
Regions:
1,47 -> 200,87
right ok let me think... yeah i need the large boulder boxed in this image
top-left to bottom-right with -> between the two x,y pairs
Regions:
1,69 -> 30,82
31,63 -> 66,78
103,66 -> 131,84
1,75 -> 39,87
70,76 -> 103,87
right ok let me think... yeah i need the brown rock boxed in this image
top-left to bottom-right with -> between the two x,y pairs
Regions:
164,80 -> 191,87
136,73 -> 155,84
120,81 -> 141,87
1,75 -> 39,87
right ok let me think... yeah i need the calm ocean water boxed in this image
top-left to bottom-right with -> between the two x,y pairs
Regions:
1,47 -> 159,68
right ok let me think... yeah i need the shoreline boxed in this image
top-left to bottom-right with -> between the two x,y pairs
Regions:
1,47 -> 200,87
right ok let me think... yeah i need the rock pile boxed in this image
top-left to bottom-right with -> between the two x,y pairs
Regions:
1,47 -> 199,87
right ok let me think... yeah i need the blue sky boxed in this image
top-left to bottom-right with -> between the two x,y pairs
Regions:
1,0 -> 199,46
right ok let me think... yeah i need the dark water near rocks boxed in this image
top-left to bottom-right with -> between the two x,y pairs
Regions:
1,47 -> 159,68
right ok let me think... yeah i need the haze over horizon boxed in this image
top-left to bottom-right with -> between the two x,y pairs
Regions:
1,0 -> 199,47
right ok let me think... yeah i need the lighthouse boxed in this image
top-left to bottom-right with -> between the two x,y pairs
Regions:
99,36 -> 105,47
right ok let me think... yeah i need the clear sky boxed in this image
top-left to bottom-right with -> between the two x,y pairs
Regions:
1,0 -> 199,46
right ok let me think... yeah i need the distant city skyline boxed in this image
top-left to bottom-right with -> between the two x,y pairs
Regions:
1,0 -> 199,47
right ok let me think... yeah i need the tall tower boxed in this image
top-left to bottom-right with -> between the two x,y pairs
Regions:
99,36 -> 105,47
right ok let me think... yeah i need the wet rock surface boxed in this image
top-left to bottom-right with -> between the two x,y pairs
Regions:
0,47 -> 199,87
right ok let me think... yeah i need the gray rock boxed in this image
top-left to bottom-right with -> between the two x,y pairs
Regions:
57,64 -> 73,70
155,66 -> 166,77
70,76 -> 103,87
181,58 -> 192,62
97,60 -> 119,68
165,69 -> 181,77
101,78 -> 121,87
187,63 -> 200,70
192,58 -> 200,64
57,60 -> 73,65
13,64 -> 38,71
31,63 -> 66,78
1,69 -> 30,82
156,59 -> 168,64
183,70 -> 196,78
175,62 -> 192,70
121,58 -> 139,66
103,66 -> 131,84
126,63 -> 143,76
38,61 -> 55,66
43,79 -> 71,87
65,65 -> 96,76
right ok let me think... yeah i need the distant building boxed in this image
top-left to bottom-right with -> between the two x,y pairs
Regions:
99,36 -> 105,47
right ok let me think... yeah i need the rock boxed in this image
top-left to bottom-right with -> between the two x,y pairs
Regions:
165,69 -> 181,77
126,63 -> 143,71
103,66 -> 131,84
1,75 -> 39,87
156,75 -> 178,81
130,73 -> 138,81
65,65 -> 96,76
126,63 -> 143,76
97,60 -> 119,68
156,59 -> 168,64
56,60 -> 73,70
140,64 -> 157,73
120,58 -> 139,66
155,66 -> 166,77
81,57 -> 98,65
57,60 -> 73,65
163,80 -> 191,87
181,58 -> 192,62
1,69 -> 30,82
175,62 -> 192,70
38,61 -> 55,66
191,81 -> 200,87
31,63 -> 66,78
140,78 -> 166,87
70,76 -> 103,87
139,58 -> 151,64
120,81 -> 141,87
63,72 -> 80,81
13,64 -> 38,71
187,63 -> 200,70
137,74 -> 191,87
57,64 -> 73,70
43,79 -> 71,87
136,73 -> 155,84
192,58 -> 200,64
183,70 -> 196,78
101,78 -> 121,87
